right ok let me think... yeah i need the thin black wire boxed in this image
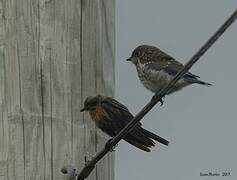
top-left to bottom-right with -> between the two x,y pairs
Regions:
77,9 -> 237,180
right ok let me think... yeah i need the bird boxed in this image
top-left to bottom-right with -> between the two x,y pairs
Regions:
80,95 -> 169,152
127,45 -> 212,95
61,165 -> 77,180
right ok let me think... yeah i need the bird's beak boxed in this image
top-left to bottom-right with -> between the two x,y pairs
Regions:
126,57 -> 132,61
80,107 -> 86,112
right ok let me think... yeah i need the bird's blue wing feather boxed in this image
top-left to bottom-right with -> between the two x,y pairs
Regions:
100,98 -> 155,147
101,98 -> 133,124
146,61 -> 200,79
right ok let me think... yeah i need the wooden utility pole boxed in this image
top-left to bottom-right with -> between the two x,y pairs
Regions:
0,0 -> 115,179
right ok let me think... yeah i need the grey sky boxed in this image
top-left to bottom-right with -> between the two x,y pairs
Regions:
115,1 -> 237,180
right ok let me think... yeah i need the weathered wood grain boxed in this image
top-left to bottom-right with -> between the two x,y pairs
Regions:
0,0 -> 115,179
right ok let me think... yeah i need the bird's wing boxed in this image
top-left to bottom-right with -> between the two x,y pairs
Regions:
103,97 -> 131,113
144,59 -> 200,79
149,49 -> 200,77
101,97 -> 145,127
99,98 -> 133,134
101,98 -> 155,148
151,48 -> 175,62
101,97 -> 134,126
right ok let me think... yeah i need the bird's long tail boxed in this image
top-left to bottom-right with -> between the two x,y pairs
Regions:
184,75 -> 212,86
125,139 -> 151,152
183,72 -> 212,86
124,127 -> 169,152
194,79 -> 212,86
140,128 -> 169,146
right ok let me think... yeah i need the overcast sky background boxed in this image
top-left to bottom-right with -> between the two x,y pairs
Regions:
115,1 -> 237,180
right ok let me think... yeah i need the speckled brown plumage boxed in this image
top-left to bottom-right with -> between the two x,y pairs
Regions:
127,45 -> 212,94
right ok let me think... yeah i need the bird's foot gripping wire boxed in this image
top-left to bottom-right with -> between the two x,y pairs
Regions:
159,97 -> 164,106
152,94 -> 165,106
105,138 -> 117,152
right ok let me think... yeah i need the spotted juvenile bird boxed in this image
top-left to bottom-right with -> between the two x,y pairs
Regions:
80,95 -> 169,152
127,45 -> 211,95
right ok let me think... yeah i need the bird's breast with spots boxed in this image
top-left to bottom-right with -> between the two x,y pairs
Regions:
137,67 -> 172,92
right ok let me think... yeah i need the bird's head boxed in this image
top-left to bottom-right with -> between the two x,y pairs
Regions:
80,95 -> 104,112
126,45 -> 157,65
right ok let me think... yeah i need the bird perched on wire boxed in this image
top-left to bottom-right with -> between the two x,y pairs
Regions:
80,95 -> 169,152
127,45 -> 212,96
